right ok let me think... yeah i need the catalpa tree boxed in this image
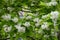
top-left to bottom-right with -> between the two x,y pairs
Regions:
0,0 -> 60,40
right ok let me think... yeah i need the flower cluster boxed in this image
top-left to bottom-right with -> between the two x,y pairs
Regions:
0,0 -> 60,40
46,0 -> 57,6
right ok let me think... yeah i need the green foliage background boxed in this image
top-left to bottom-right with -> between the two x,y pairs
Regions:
0,0 -> 60,40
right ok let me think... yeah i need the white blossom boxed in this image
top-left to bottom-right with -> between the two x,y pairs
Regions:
31,3 -> 34,6
12,17 -> 18,23
2,14 -> 11,21
44,35 -> 49,38
14,24 -> 21,29
7,7 -> 14,12
15,24 -> 25,32
41,22 -> 48,29
35,22 -> 40,27
46,1 -> 57,6
51,0 -> 56,2
42,15 -> 48,19
34,13 -> 38,16
26,16 -> 32,20
50,11 -> 59,26
38,29 -> 44,34
35,19 -> 42,27
51,2 -> 57,6
18,11 -> 24,18
33,18 -> 39,22
51,11 -> 59,19
22,8 -> 30,12
24,22 -> 30,27
3,25 -> 12,32
39,19 -> 42,23
18,11 -> 24,15
18,27 -> 25,32
18,38 -> 23,40
46,2 -> 52,6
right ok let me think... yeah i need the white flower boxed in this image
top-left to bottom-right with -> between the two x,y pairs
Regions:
41,22 -> 48,29
46,2 -> 51,6
39,19 -> 42,23
46,1 -> 57,6
50,11 -> 59,26
42,15 -> 48,19
51,2 -> 57,6
34,13 -> 38,16
12,17 -> 18,23
24,22 -> 30,27
22,8 -> 30,12
7,7 -> 14,12
35,22 -> 40,27
33,18 -> 39,22
4,27 -> 12,32
38,29 -> 44,34
51,0 -> 56,2
31,3 -> 34,6
3,25 -> 12,32
18,11 -> 24,15
14,24 -> 21,29
18,27 -> 25,32
7,7 -> 11,10
2,14 -> 11,21
26,16 -> 32,19
51,11 -> 59,19
44,35 -> 49,38
18,38 -> 23,40
18,11 -> 24,18
15,24 -> 25,32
